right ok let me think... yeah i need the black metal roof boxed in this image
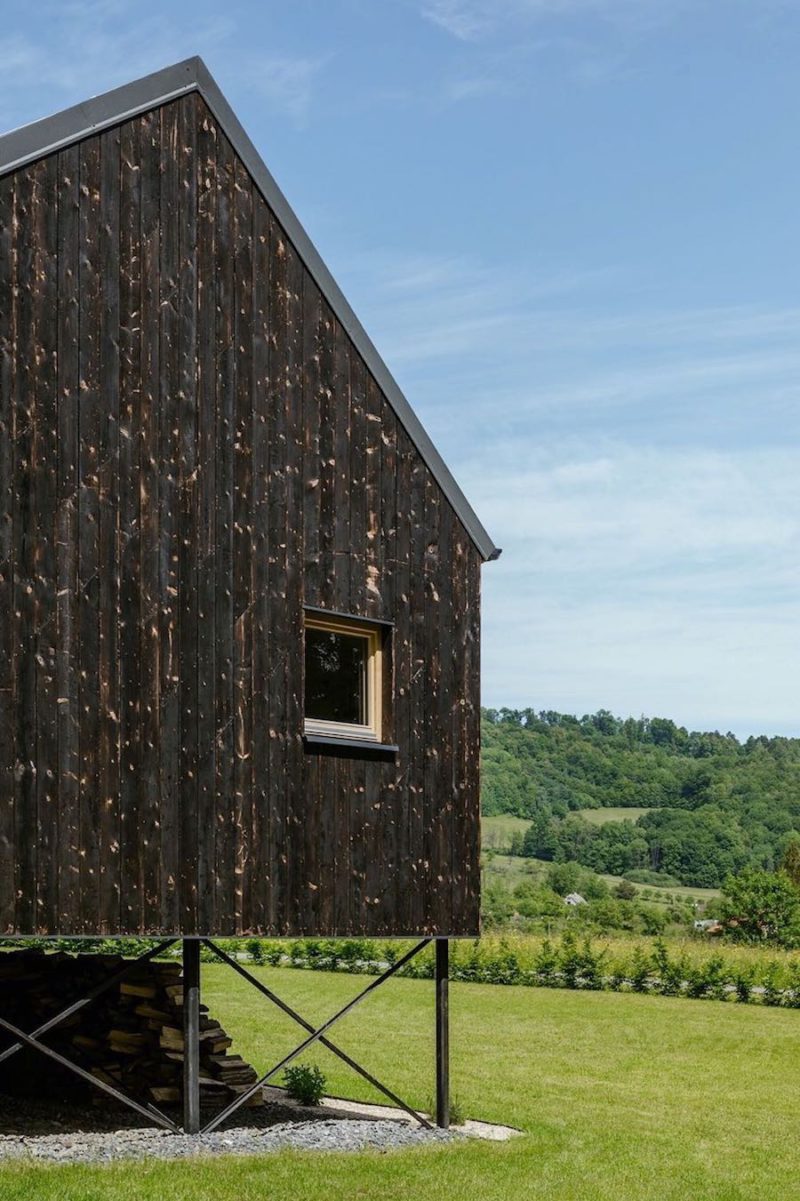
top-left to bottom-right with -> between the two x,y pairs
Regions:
0,56 -> 500,562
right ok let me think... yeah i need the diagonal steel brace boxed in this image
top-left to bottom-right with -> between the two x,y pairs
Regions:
0,1013 -> 180,1132
202,938 -> 432,1130
201,937 -> 431,1134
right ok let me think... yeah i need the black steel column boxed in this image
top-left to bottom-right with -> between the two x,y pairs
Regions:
435,938 -> 450,1129
183,938 -> 201,1134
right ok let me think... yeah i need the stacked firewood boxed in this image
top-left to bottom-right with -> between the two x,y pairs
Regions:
0,949 -> 261,1108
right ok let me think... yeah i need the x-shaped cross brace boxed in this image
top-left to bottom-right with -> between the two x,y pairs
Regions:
199,937 -> 433,1134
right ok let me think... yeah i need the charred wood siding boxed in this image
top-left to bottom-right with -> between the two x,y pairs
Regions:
0,93 -> 481,937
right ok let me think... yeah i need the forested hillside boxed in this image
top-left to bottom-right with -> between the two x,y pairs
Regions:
481,709 -> 800,887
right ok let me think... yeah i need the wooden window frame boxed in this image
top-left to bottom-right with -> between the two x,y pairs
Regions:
303,612 -> 384,744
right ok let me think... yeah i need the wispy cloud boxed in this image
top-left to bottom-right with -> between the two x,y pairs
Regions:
227,54 -> 328,125
336,244 -> 799,735
443,74 -> 519,101
422,0 -> 498,41
0,6 -> 324,131
339,249 -> 800,448
480,439 -> 800,736
472,445 -> 800,568
0,35 -> 39,76
420,0 -> 676,42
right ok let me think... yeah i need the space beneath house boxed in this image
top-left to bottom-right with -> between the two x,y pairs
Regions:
0,948 -> 516,1163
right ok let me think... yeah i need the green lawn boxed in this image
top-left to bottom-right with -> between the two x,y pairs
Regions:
2,965 -> 799,1200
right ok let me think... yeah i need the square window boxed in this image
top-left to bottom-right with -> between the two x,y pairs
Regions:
304,613 -> 383,742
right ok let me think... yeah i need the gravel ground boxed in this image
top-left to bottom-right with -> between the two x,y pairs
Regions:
0,1091 -> 303,1136
0,1118 -> 458,1164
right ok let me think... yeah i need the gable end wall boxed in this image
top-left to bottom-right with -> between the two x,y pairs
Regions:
0,93 -> 481,937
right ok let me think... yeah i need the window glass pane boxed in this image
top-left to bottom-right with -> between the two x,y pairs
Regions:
305,627 -> 367,725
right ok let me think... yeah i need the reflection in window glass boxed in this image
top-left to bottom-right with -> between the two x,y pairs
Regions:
305,627 -> 367,725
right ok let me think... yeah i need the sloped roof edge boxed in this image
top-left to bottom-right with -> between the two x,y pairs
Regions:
0,56 -> 500,562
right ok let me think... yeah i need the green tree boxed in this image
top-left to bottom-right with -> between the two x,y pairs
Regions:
508,831 -> 525,857
721,868 -> 800,945
481,705 -> 800,889
546,861 -> 582,896
780,837 -> 800,890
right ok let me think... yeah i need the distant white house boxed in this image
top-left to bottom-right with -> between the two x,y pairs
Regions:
564,893 -> 587,907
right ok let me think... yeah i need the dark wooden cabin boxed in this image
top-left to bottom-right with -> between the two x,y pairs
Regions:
0,57 -> 499,942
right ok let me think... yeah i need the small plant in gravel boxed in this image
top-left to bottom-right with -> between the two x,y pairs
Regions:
425,1095 -> 465,1126
284,1063 -> 327,1107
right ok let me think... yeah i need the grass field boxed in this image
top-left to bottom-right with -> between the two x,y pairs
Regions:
3,965 -> 799,1200
482,814 -> 531,848
450,929 -> 800,978
483,853 -> 720,904
577,806 -> 654,825
482,808 -> 658,850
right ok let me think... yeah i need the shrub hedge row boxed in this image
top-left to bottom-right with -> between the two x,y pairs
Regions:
243,934 -> 800,1007
4,933 -> 799,1008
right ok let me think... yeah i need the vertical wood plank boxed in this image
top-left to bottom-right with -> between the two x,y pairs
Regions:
284,240 -> 306,933
178,98 -> 199,933
32,153 -> 60,933
77,135 -> 102,933
302,280 -> 321,602
449,520 -> 468,930
195,101 -> 218,935
434,500 -> 454,934
316,300 -> 337,610
266,216 -> 289,935
213,130 -> 236,933
393,432 -> 414,934
407,450 -> 428,932
250,191 -> 271,933
331,321 -> 351,613
158,101 -> 182,933
301,282 -> 322,933
232,157 -> 253,933
13,164 -> 38,933
55,146 -> 81,933
364,375 -> 383,622
118,119 -> 143,933
348,354 -> 367,615
96,127 -> 121,932
0,174 -> 16,932
138,108 -> 162,932
464,549 -> 482,932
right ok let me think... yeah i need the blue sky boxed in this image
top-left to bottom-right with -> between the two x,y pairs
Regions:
2,0 -> 798,737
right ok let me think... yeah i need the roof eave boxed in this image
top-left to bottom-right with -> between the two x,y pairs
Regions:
0,56 -> 501,563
